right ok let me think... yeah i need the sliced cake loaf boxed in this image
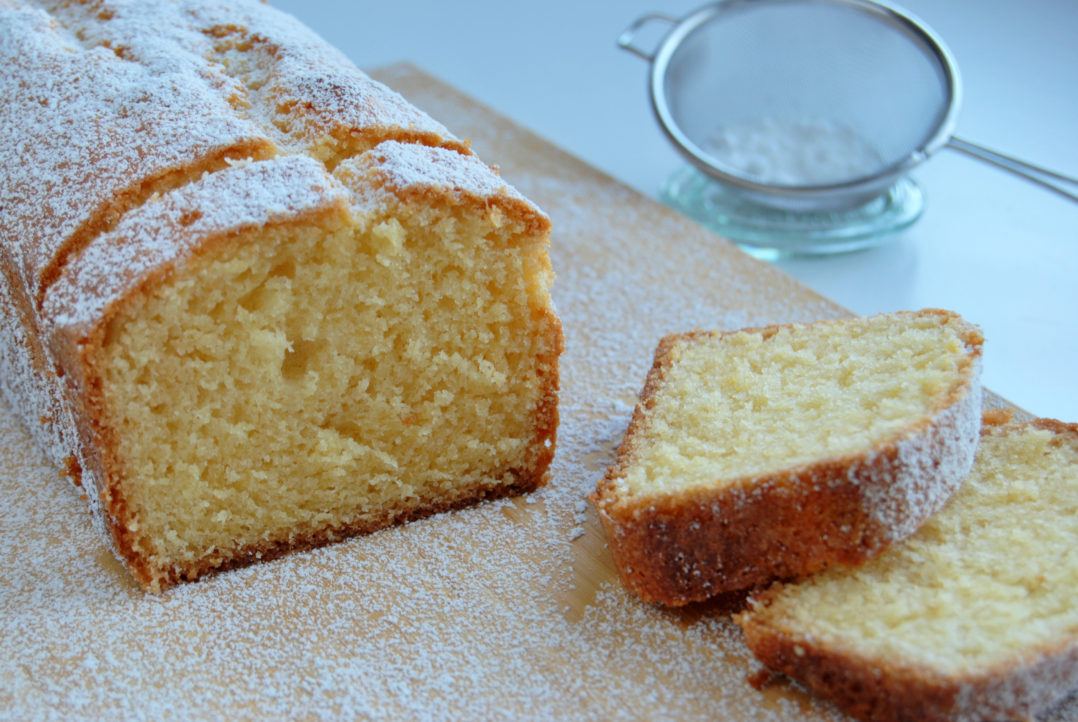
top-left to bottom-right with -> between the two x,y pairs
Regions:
592,310 -> 983,605
738,412 -> 1078,722
0,1 -> 562,591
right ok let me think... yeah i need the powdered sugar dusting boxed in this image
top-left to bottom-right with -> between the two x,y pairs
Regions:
1,391 -> 858,720
863,370 -> 983,543
44,156 -> 346,330
0,1 -> 267,300
0,65 -> 887,719
0,0 -> 464,304
34,0 -> 460,151
367,140 -> 531,205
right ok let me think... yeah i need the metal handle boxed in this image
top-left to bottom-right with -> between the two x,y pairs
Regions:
946,136 -> 1078,205
617,13 -> 677,61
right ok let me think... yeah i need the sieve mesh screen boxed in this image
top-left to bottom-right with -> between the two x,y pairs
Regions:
659,0 -> 952,185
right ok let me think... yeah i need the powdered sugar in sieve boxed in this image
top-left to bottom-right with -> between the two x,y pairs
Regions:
704,117 -> 884,186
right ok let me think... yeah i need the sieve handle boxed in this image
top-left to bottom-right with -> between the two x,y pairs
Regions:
947,136 -> 1078,205
617,13 -> 678,61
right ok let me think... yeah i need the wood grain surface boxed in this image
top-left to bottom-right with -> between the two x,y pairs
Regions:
3,64 -> 1068,721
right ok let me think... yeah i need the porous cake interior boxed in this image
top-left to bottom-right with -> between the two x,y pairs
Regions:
619,315 -> 972,495
98,200 -> 554,574
751,423 -> 1078,673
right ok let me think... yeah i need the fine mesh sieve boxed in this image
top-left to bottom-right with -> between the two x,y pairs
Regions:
620,0 -> 1078,249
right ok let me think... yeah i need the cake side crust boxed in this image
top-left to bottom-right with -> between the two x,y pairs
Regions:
740,608 -> 1078,722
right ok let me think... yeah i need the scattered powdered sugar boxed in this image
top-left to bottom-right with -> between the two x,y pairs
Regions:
8,48 -> 1054,722
704,117 -> 885,186
0,389 -> 854,720
0,67 -> 864,718
371,140 -> 527,202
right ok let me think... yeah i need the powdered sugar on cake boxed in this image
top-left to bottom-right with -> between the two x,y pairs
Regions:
367,141 -> 530,204
0,2 -> 268,301
339,141 -> 547,227
0,0 -> 464,305
860,374 -> 983,543
33,0 -> 460,151
45,157 -> 348,330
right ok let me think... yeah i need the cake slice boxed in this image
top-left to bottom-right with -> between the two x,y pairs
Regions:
738,412 -> 1078,722
592,310 -> 983,605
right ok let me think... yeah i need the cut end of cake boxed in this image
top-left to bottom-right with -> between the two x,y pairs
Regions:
43,147 -> 561,592
593,310 -> 983,605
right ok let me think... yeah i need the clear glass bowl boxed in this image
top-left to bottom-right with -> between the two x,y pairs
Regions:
663,165 -> 924,257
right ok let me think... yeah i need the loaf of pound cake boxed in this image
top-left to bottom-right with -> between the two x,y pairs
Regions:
0,0 -> 562,591
738,412 -> 1078,722
592,310 -> 982,606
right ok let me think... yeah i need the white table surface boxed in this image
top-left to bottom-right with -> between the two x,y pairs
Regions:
275,0 -> 1078,423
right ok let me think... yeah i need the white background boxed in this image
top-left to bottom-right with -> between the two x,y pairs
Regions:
276,0 -> 1078,422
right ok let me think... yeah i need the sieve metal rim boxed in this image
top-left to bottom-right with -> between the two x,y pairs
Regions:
631,0 -> 964,210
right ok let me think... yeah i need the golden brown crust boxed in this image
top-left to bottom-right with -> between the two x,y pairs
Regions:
592,311 -> 983,606
740,588 -> 1078,722
528,306 -> 565,476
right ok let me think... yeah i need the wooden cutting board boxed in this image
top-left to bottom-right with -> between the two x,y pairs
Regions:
2,64 -> 1059,721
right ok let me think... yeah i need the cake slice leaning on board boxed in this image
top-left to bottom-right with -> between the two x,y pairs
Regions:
738,412 -> 1078,722
0,0 -> 562,591
593,310 -> 983,605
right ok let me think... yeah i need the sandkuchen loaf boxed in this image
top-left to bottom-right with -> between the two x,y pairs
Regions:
738,412 -> 1078,721
592,310 -> 982,606
0,0 -> 562,591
